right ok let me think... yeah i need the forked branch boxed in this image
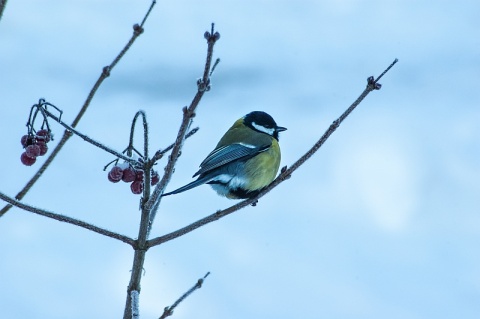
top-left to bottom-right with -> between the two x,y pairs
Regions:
122,24 -> 221,319
0,191 -> 135,245
0,0 -> 157,217
159,272 -> 211,319
145,23 -> 221,229
147,59 -> 399,248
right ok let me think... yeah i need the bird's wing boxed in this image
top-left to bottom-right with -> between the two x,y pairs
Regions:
193,142 -> 270,177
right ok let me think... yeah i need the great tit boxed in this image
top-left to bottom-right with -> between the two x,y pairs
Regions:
162,111 -> 286,199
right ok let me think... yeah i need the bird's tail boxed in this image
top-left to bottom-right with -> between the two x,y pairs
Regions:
161,175 -> 211,197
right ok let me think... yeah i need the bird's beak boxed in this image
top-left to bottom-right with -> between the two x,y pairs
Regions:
277,126 -> 287,132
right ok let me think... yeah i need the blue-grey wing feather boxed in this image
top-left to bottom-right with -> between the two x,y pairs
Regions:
193,143 -> 268,177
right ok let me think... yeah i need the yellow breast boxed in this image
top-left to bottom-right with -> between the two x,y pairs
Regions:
243,139 -> 281,191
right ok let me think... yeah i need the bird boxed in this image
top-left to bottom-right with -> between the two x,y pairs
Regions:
162,111 -> 286,199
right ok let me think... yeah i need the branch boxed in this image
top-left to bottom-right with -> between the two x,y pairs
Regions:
0,0 -> 157,218
147,59 -> 399,248
121,111 -> 152,319
150,127 -> 199,164
279,59 -> 398,175
145,24 -> 221,229
131,290 -> 140,319
0,0 -> 8,22
159,272 -> 210,319
0,191 -> 135,246
37,102 -> 137,163
125,111 -> 149,158
134,110 -> 152,248
122,24 -> 220,319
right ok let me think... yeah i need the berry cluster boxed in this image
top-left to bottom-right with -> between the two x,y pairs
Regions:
107,163 -> 159,195
20,129 -> 52,166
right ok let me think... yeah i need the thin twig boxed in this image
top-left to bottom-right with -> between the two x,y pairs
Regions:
0,191 -> 135,246
145,24 -> 220,227
140,0 -> 156,28
0,1 -> 156,217
127,111 -> 149,158
159,272 -> 210,319
141,110 -> 151,204
150,127 -> 199,163
147,59 -> 398,248
0,0 -> 8,21
123,111 -> 152,319
135,110 -> 151,249
41,104 -> 136,163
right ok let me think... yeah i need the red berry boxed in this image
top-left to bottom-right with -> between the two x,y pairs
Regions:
130,180 -> 143,194
21,134 -> 35,147
151,170 -> 159,186
25,144 -> 41,158
135,169 -> 144,182
108,165 -> 123,183
108,173 -> 120,183
36,129 -> 51,143
37,141 -> 48,156
21,152 -> 36,166
122,166 -> 136,183
21,135 -> 28,147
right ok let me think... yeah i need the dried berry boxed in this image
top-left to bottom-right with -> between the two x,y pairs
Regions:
108,165 -> 123,183
37,141 -> 48,156
21,135 -> 29,147
151,170 -> 159,186
122,166 -> 136,183
21,152 -> 36,166
25,144 -> 41,158
130,180 -> 143,194
135,169 -> 144,182
36,129 -> 51,143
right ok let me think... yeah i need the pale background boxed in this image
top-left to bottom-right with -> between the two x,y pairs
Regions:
0,1 -> 479,318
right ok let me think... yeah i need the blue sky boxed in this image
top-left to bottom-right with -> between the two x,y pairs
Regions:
1,1 -> 479,318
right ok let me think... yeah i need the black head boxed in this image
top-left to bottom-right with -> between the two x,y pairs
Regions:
243,111 -> 287,140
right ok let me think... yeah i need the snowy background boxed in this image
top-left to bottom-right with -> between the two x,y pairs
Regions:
1,1 -> 479,318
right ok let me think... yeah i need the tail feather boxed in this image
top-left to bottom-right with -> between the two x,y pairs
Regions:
162,175 -> 211,197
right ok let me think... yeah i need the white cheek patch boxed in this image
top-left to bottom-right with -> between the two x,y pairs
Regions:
252,122 -> 275,136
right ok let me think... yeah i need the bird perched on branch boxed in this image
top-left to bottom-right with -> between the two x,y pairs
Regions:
162,111 -> 286,199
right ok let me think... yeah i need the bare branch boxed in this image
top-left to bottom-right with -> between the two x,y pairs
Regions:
145,24 -> 221,228
282,59 -> 398,176
0,191 -> 135,246
122,24 -> 220,319
131,290 -> 140,319
37,101 -> 137,163
126,111 -> 149,158
148,59 -> 399,248
0,0 -> 8,21
159,272 -> 211,319
123,112 -> 153,319
0,1 -> 157,217
150,127 -> 199,163
139,0 -> 156,28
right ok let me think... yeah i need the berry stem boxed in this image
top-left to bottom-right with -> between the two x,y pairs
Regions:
0,1 -> 155,218
37,101 -> 136,164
